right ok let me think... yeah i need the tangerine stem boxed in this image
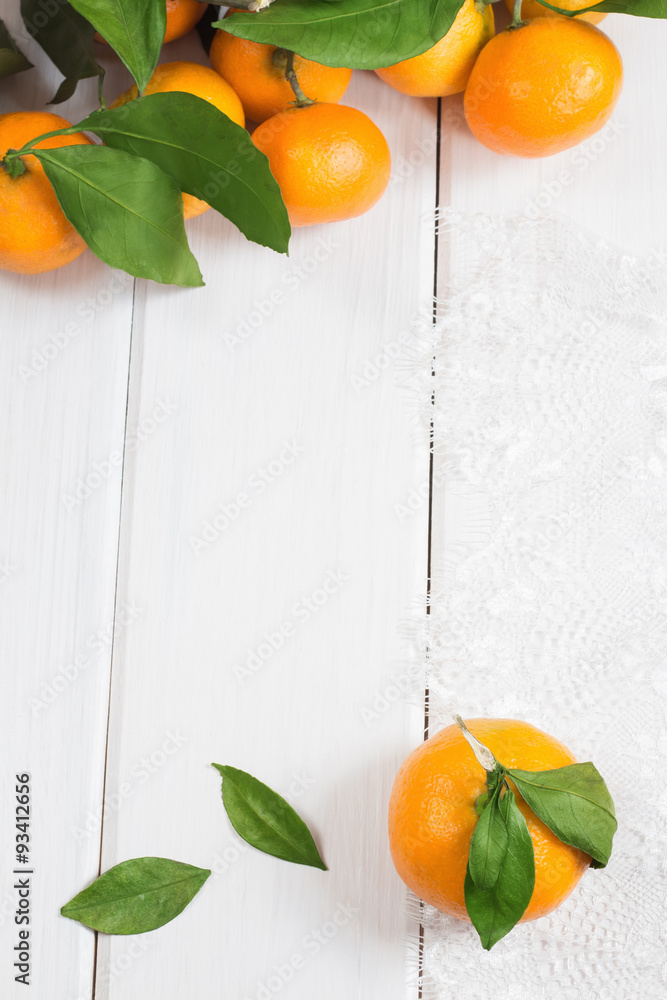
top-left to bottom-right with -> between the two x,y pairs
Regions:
510,0 -> 526,27
4,124 -> 80,163
273,48 -> 315,108
453,715 -> 500,773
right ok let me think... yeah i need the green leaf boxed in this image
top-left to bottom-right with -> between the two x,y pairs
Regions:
468,786 -> 509,890
465,788 -> 535,950
215,0 -> 468,71
213,764 -> 327,870
32,144 -> 203,287
67,0 -> 166,93
76,93 -> 290,254
0,19 -> 33,79
538,0 -> 667,15
507,762 -> 617,868
20,0 -> 102,104
61,857 -> 210,934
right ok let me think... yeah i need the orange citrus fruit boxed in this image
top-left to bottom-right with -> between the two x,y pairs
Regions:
0,112 -> 92,275
112,61 -> 245,220
252,103 -> 391,228
163,0 -> 206,42
464,17 -> 623,157
375,0 -> 495,98
210,13 -> 352,123
96,0 -> 205,45
505,0 -> 607,26
389,718 -> 590,922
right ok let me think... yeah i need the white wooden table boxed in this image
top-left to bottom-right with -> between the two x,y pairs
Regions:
2,5 -> 666,999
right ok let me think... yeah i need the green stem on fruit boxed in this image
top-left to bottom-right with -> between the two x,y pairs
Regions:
3,124 -> 80,168
272,48 -> 315,108
510,0 -> 526,27
98,68 -> 107,110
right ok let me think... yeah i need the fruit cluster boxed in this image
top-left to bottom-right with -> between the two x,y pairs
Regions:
0,0 -> 640,283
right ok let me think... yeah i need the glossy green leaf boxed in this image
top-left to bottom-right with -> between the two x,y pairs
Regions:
32,144 -> 203,286
465,788 -> 535,950
213,764 -> 327,870
0,19 -> 33,79
76,93 -> 290,253
67,0 -> 166,92
215,0 -> 468,71
539,0 -> 667,15
508,762 -> 617,868
468,786 -> 509,890
61,857 -> 210,934
20,0 -> 101,104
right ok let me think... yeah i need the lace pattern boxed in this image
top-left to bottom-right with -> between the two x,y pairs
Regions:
407,210 -> 667,999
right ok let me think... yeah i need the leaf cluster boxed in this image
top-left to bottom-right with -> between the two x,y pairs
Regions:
3,0 -> 289,285
465,753 -> 617,949
60,764 -> 326,935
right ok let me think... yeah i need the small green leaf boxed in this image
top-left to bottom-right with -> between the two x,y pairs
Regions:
539,0 -> 667,15
20,0 -> 102,104
465,788 -> 535,950
507,762 -> 617,868
76,93 -> 290,254
468,786 -> 509,890
215,0 -> 468,71
67,0 -> 166,93
213,764 -> 327,870
0,19 -> 33,79
61,858 -> 210,934
32,144 -> 204,287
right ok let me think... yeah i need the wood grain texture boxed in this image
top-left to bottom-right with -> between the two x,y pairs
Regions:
93,63 -> 434,999
0,15 -> 136,1000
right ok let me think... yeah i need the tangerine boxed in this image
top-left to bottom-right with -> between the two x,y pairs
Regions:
0,112 -> 92,275
112,61 -> 245,219
375,0 -> 494,98
96,0 -> 205,46
252,103 -> 391,228
463,17 -> 623,157
388,718 -> 591,922
210,14 -> 352,123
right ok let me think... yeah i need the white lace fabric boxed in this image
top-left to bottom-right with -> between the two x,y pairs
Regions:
406,210 -> 667,999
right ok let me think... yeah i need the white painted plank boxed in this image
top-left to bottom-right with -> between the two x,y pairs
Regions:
0,10 -> 137,997
93,68 -> 434,1000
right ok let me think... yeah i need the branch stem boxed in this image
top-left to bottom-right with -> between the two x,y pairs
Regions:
272,48 -> 315,107
510,0 -> 526,27
453,715 -> 500,773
